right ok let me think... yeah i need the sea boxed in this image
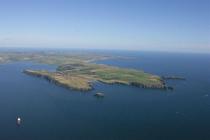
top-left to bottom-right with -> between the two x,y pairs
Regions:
0,50 -> 210,140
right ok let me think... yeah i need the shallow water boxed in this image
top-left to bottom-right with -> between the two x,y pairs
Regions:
0,52 -> 210,140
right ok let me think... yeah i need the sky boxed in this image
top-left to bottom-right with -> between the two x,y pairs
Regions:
0,0 -> 209,53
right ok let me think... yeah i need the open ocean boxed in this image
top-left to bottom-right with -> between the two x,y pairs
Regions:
0,51 -> 210,140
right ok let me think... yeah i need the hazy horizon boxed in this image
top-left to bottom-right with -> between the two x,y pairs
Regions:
0,0 -> 209,53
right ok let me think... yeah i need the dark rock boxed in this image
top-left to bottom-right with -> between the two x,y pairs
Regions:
94,92 -> 104,97
167,86 -> 174,90
162,76 -> 186,80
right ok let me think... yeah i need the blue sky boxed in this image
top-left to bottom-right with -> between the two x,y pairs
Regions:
0,0 -> 209,53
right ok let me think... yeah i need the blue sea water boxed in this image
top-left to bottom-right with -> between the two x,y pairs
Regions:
0,51 -> 210,140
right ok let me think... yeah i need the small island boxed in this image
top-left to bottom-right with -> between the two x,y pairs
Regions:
23,62 -> 166,91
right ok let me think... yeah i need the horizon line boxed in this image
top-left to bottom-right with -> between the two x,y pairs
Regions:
0,46 -> 209,55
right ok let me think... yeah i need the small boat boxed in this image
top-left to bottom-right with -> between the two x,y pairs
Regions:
16,117 -> 21,126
